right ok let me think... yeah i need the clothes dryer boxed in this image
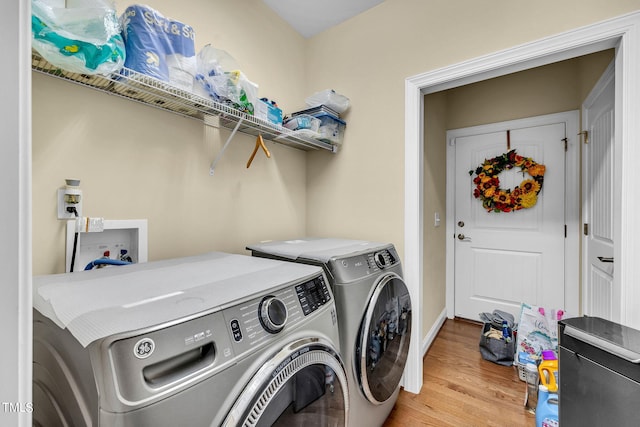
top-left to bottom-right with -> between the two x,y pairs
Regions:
247,238 -> 412,427
33,252 -> 348,426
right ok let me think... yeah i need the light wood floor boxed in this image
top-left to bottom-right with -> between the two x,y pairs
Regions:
383,319 -> 535,427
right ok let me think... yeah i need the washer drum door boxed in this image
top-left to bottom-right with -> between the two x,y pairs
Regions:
222,337 -> 349,427
357,272 -> 412,404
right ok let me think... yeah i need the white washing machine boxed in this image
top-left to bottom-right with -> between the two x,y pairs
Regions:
33,252 -> 349,426
247,238 -> 412,427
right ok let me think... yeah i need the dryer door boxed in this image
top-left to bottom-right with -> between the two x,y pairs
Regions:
357,272 -> 412,404
222,337 -> 348,427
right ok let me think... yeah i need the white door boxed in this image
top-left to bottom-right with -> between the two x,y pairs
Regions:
582,62 -> 617,321
452,116 -> 569,321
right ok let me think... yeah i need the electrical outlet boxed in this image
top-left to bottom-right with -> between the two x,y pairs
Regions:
57,188 -> 83,219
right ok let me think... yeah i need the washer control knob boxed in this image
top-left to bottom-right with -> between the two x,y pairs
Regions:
374,252 -> 388,269
259,296 -> 288,334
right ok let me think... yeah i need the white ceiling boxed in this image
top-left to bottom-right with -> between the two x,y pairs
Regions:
262,0 -> 385,38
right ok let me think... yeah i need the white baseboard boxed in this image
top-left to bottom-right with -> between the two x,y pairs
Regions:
422,308 -> 447,356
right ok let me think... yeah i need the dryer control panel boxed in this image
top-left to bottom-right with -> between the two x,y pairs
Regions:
223,273 -> 331,357
295,275 -> 331,316
329,246 -> 401,283
370,249 -> 397,270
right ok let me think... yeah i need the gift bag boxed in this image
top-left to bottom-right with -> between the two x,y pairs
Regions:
479,310 -> 516,366
516,303 -> 568,358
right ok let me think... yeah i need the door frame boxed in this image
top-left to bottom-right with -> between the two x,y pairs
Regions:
403,11 -> 640,394
445,111 -> 580,319
6,0 -> 32,424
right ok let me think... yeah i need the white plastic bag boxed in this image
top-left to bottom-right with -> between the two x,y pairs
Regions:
194,45 -> 258,114
305,89 -> 350,114
31,0 -> 125,75
516,303 -> 569,358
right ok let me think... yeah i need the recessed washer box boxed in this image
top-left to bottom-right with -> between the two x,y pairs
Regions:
65,219 -> 148,273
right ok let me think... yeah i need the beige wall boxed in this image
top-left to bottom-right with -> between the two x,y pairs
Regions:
304,1 -> 632,345
305,0 -> 639,255
446,50 -> 615,130
32,0 -> 309,275
423,92 -> 448,331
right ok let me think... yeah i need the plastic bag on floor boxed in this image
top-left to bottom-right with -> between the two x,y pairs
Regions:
516,303 -> 568,358
31,0 -> 125,75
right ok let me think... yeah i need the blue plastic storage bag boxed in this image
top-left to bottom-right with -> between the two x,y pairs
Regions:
120,5 -> 196,91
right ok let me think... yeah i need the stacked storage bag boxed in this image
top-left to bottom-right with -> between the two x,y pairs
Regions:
120,5 -> 196,91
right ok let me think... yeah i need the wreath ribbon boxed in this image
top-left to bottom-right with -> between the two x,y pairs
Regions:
469,149 -> 546,213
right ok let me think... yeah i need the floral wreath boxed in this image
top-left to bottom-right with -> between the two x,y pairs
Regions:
469,149 -> 546,213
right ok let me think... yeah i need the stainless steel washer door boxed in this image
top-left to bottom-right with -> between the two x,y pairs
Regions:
357,273 -> 412,404
222,337 -> 348,427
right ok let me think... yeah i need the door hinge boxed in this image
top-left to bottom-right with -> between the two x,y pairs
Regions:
562,137 -> 568,152
564,224 -> 567,238
578,130 -> 589,144
584,223 -> 589,236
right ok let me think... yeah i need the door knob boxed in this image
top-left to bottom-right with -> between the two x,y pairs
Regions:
457,234 -> 465,240
597,256 -> 614,263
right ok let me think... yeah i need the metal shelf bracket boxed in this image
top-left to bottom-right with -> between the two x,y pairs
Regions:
209,118 -> 244,175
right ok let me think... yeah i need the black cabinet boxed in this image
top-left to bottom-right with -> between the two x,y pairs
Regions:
559,316 -> 640,427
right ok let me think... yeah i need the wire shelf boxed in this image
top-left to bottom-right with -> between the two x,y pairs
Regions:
31,51 -> 336,153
